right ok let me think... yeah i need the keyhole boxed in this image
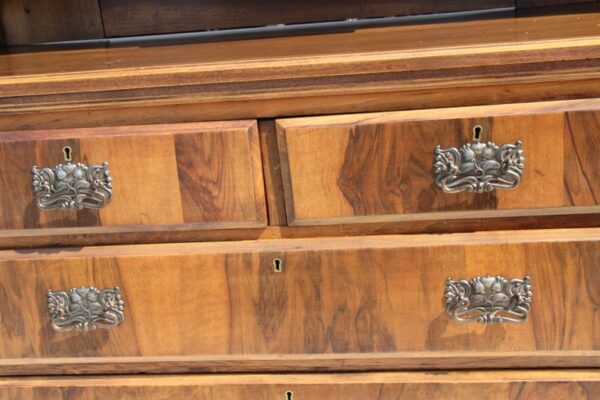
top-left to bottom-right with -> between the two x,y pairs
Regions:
472,125 -> 483,141
63,146 -> 72,162
285,391 -> 294,400
273,258 -> 283,273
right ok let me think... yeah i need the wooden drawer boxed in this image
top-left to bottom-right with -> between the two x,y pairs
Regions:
1,228 -> 598,375
277,100 -> 600,226
1,371 -> 599,400
0,121 -> 266,244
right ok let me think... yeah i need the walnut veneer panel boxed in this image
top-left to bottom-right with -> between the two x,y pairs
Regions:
1,371 -> 599,400
0,228 -> 598,374
277,100 -> 600,225
0,120 -> 266,234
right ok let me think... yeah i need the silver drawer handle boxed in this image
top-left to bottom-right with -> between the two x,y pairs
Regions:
32,161 -> 113,211
444,275 -> 532,324
434,139 -> 524,193
47,286 -> 124,332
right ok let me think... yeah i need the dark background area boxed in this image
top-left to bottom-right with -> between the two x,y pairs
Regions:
0,0 -> 598,46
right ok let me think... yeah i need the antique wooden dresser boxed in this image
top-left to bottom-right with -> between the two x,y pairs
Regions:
0,1 -> 599,399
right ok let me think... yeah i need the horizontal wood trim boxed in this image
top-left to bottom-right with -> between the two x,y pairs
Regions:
4,37 -> 599,97
1,353 -> 599,376
1,38 -> 599,105
1,371 -> 599,399
0,11 -> 599,116
2,227 -> 599,261
276,98 -> 600,128
0,214 -> 599,250
286,207 -> 600,226
0,120 -> 255,141
1,79 -> 600,134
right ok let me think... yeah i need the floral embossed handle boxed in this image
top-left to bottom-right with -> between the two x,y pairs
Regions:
434,139 -> 524,193
47,286 -> 125,332
444,275 -> 532,324
32,161 -> 113,211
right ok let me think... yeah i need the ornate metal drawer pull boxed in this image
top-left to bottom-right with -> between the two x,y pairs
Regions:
434,140 -> 524,193
444,275 -> 532,324
47,286 -> 125,332
32,161 -> 113,211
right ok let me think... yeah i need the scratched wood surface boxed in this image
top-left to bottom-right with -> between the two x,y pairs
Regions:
277,100 -> 600,225
0,120 -> 266,232
1,371 -> 599,400
0,228 -> 598,375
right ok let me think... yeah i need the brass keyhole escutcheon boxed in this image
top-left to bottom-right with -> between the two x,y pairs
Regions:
285,391 -> 294,400
63,146 -> 73,162
273,258 -> 283,273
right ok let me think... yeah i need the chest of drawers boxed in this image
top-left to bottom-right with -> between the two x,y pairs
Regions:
1,6 -> 600,399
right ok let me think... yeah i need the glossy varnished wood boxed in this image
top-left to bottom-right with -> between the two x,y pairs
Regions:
0,10 -> 599,120
0,228 -> 598,375
1,371 -> 599,400
0,213 -> 599,250
277,100 -> 600,225
0,120 -> 266,235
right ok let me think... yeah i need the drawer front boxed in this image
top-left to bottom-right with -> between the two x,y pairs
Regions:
0,229 -> 598,374
0,120 -> 266,233
1,371 -> 599,400
276,100 -> 600,226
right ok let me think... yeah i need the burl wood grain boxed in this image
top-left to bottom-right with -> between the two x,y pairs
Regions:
1,371 -> 599,400
0,120 -> 266,233
0,228 -> 598,375
278,101 -> 600,225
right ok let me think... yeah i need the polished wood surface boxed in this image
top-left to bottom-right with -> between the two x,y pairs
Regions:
0,10 -> 598,120
0,120 -> 266,234
1,371 -> 599,400
278,100 -> 600,225
1,213 -> 599,250
0,228 -> 598,375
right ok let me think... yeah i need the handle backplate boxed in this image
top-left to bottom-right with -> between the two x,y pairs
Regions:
434,140 -> 524,193
444,275 -> 532,324
47,286 -> 124,332
32,161 -> 112,211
